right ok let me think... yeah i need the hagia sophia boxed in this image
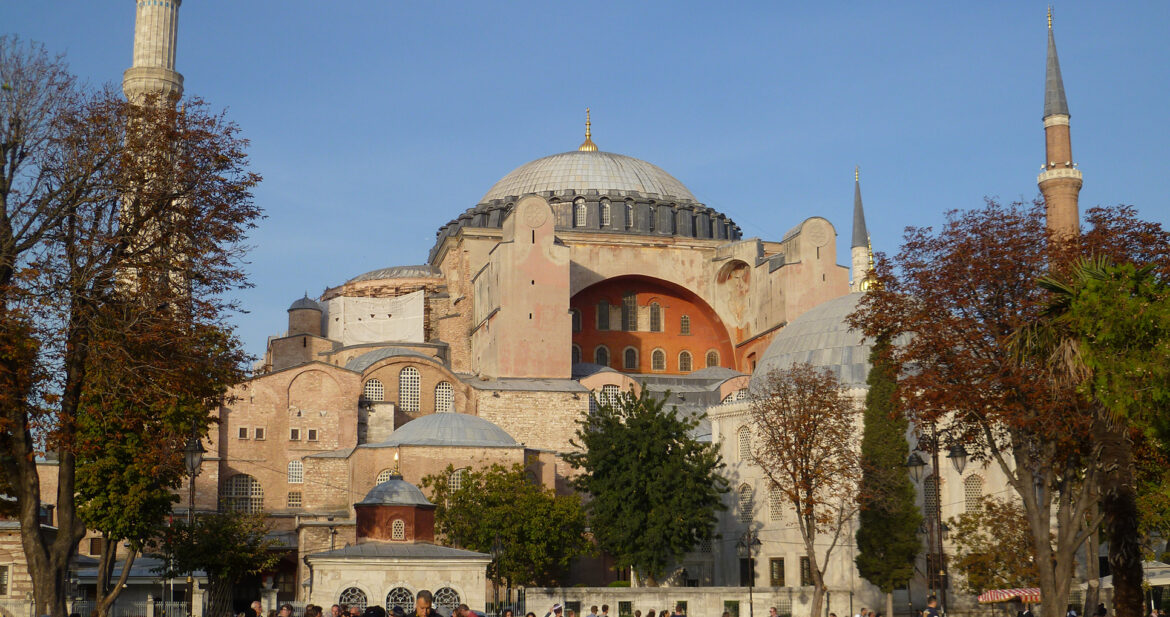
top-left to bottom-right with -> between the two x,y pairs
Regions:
3,1 -> 1089,616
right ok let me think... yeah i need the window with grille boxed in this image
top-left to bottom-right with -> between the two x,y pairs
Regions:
651,349 -> 666,371
706,350 -> 719,368
738,484 -> 754,523
570,309 -> 582,332
287,460 -> 303,484
435,381 -> 454,413
386,588 -> 414,612
924,474 -> 939,513
571,345 -> 581,365
391,519 -> 406,541
574,199 -> 587,227
339,587 -> 368,611
769,486 -> 784,521
254,427 -> 265,440
289,428 -> 300,441
623,347 -> 638,370
363,378 -> 384,402
800,556 -> 812,586
237,427 -> 248,439
287,491 -> 302,508
448,468 -> 467,493
399,367 -> 420,412
738,426 -> 751,461
594,346 -> 609,367
770,558 -> 785,587
621,292 -> 637,331
376,468 -> 394,484
649,207 -> 656,232
619,603 -> 633,617
601,384 -> 620,407
223,474 -> 264,514
698,537 -> 713,553
625,203 -> 634,229
597,301 -> 610,330
0,565 -> 8,595
649,303 -> 662,332
680,315 -> 691,335
679,351 -> 693,372
600,199 -> 611,227
964,475 -> 984,512
434,588 -> 461,617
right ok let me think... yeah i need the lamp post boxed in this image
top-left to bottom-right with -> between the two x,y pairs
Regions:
905,424 -> 967,617
490,535 -> 504,614
183,432 -> 205,617
736,531 -> 762,617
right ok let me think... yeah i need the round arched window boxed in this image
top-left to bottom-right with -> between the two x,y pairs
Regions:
386,588 -> 414,613
434,588 -> 461,617
391,519 -> 406,541
339,587 -> 368,611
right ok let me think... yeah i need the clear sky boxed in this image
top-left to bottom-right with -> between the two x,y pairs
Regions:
7,1 -> 1169,359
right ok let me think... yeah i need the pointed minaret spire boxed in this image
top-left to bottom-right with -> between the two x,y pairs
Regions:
1038,6 -> 1082,238
850,167 -> 873,292
123,0 -> 184,101
578,108 -> 598,152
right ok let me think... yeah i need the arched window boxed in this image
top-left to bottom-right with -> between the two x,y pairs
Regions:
435,381 -> 453,413
924,474 -> 939,514
570,308 -> 582,332
399,367 -> 420,412
600,199 -> 611,227
621,292 -> 637,331
434,588 -> 461,617
448,468 -> 467,493
651,349 -> 666,371
601,384 -> 620,407
573,198 -> 587,227
964,475 -> 984,512
625,202 -> 634,229
738,484 -> 754,523
338,587 -> 368,611
376,468 -> 394,484
769,485 -> 784,521
648,206 -> 656,232
571,344 -> 581,365
391,518 -> 406,541
649,302 -> 662,332
594,345 -> 609,367
678,350 -> 693,373
223,474 -> 263,514
287,460 -> 303,484
623,347 -> 638,370
386,588 -> 415,613
706,350 -> 719,368
737,426 -> 751,461
363,378 -> 384,402
597,300 -> 610,330
680,314 -> 691,335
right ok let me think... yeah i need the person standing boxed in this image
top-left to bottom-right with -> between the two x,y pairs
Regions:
589,607 -> 599,617
923,597 -> 940,617
415,591 -> 440,617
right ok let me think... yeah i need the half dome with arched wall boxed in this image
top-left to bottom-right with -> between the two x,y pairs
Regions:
571,275 -> 736,375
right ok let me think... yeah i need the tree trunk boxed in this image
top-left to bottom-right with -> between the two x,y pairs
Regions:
1083,524 -> 1100,617
207,579 -> 232,617
885,592 -> 894,617
1100,424 -> 1142,617
96,545 -> 139,617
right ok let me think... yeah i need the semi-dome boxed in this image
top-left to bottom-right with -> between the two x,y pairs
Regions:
372,412 -> 518,448
752,293 -> 872,388
358,474 -> 433,507
482,150 -> 697,203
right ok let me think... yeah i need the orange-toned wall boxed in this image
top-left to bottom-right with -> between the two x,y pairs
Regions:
571,276 -> 735,375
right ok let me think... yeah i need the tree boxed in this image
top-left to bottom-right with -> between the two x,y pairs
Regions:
153,512 -> 280,617
947,498 -> 1041,594
0,36 -> 260,617
855,338 -> 922,617
566,388 -> 728,586
421,463 -> 591,587
750,364 -> 860,617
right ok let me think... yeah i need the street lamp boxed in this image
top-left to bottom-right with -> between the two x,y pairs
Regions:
908,423 -> 965,617
736,532 -> 762,617
183,431 -> 204,617
490,535 -> 504,612
905,452 -> 927,483
946,445 -> 969,475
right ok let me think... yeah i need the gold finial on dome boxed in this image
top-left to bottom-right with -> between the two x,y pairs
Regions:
1047,5 -> 1052,30
579,108 -> 598,152
855,166 -> 860,182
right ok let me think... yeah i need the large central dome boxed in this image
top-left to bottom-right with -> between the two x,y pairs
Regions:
482,150 -> 696,203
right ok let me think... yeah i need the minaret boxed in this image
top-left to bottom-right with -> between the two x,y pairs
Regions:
850,166 -> 872,292
123,0 -> 184,101
1037,7 -> 1082,238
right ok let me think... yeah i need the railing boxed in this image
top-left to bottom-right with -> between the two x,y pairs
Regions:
69,600 -> 192,617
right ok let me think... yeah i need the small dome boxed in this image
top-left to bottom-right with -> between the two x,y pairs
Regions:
288,296 -> 322,312
358,474 -> 433,507
374,413 -> 518,448
346,264 -> 441,284
482,150 -> 696,203
752,293 -> 872,388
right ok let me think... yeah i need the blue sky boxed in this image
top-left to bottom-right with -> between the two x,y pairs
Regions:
7,2 -> 1169,358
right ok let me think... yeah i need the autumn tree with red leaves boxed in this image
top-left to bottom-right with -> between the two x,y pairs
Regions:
0,36 -> 260,617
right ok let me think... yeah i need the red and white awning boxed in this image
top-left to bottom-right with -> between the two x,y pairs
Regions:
977,588 -> 1042,604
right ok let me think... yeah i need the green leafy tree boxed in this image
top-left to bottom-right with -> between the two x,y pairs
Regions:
565,388 -> 728,586
421,463 -> 590,587
153,512 -> 279,617
855,337 -> 922,617
947,498 -> 1041,594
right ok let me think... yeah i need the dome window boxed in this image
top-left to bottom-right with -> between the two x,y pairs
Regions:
625,202 -> 634,229
651,349 -> 666,372
600,199 -> 611,227
573,198 -> 587,227
594,345 -> 610,368
705,350 -> 719,368
678,350 -> 693,373
623,347 -> 639,370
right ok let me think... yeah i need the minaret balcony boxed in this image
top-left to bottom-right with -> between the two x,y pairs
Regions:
1037,167 -> 1083,184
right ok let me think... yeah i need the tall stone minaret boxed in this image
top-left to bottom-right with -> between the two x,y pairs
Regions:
1037,8 -> 1081,238
850,166 -> 872,292
123,0 -> 184,101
